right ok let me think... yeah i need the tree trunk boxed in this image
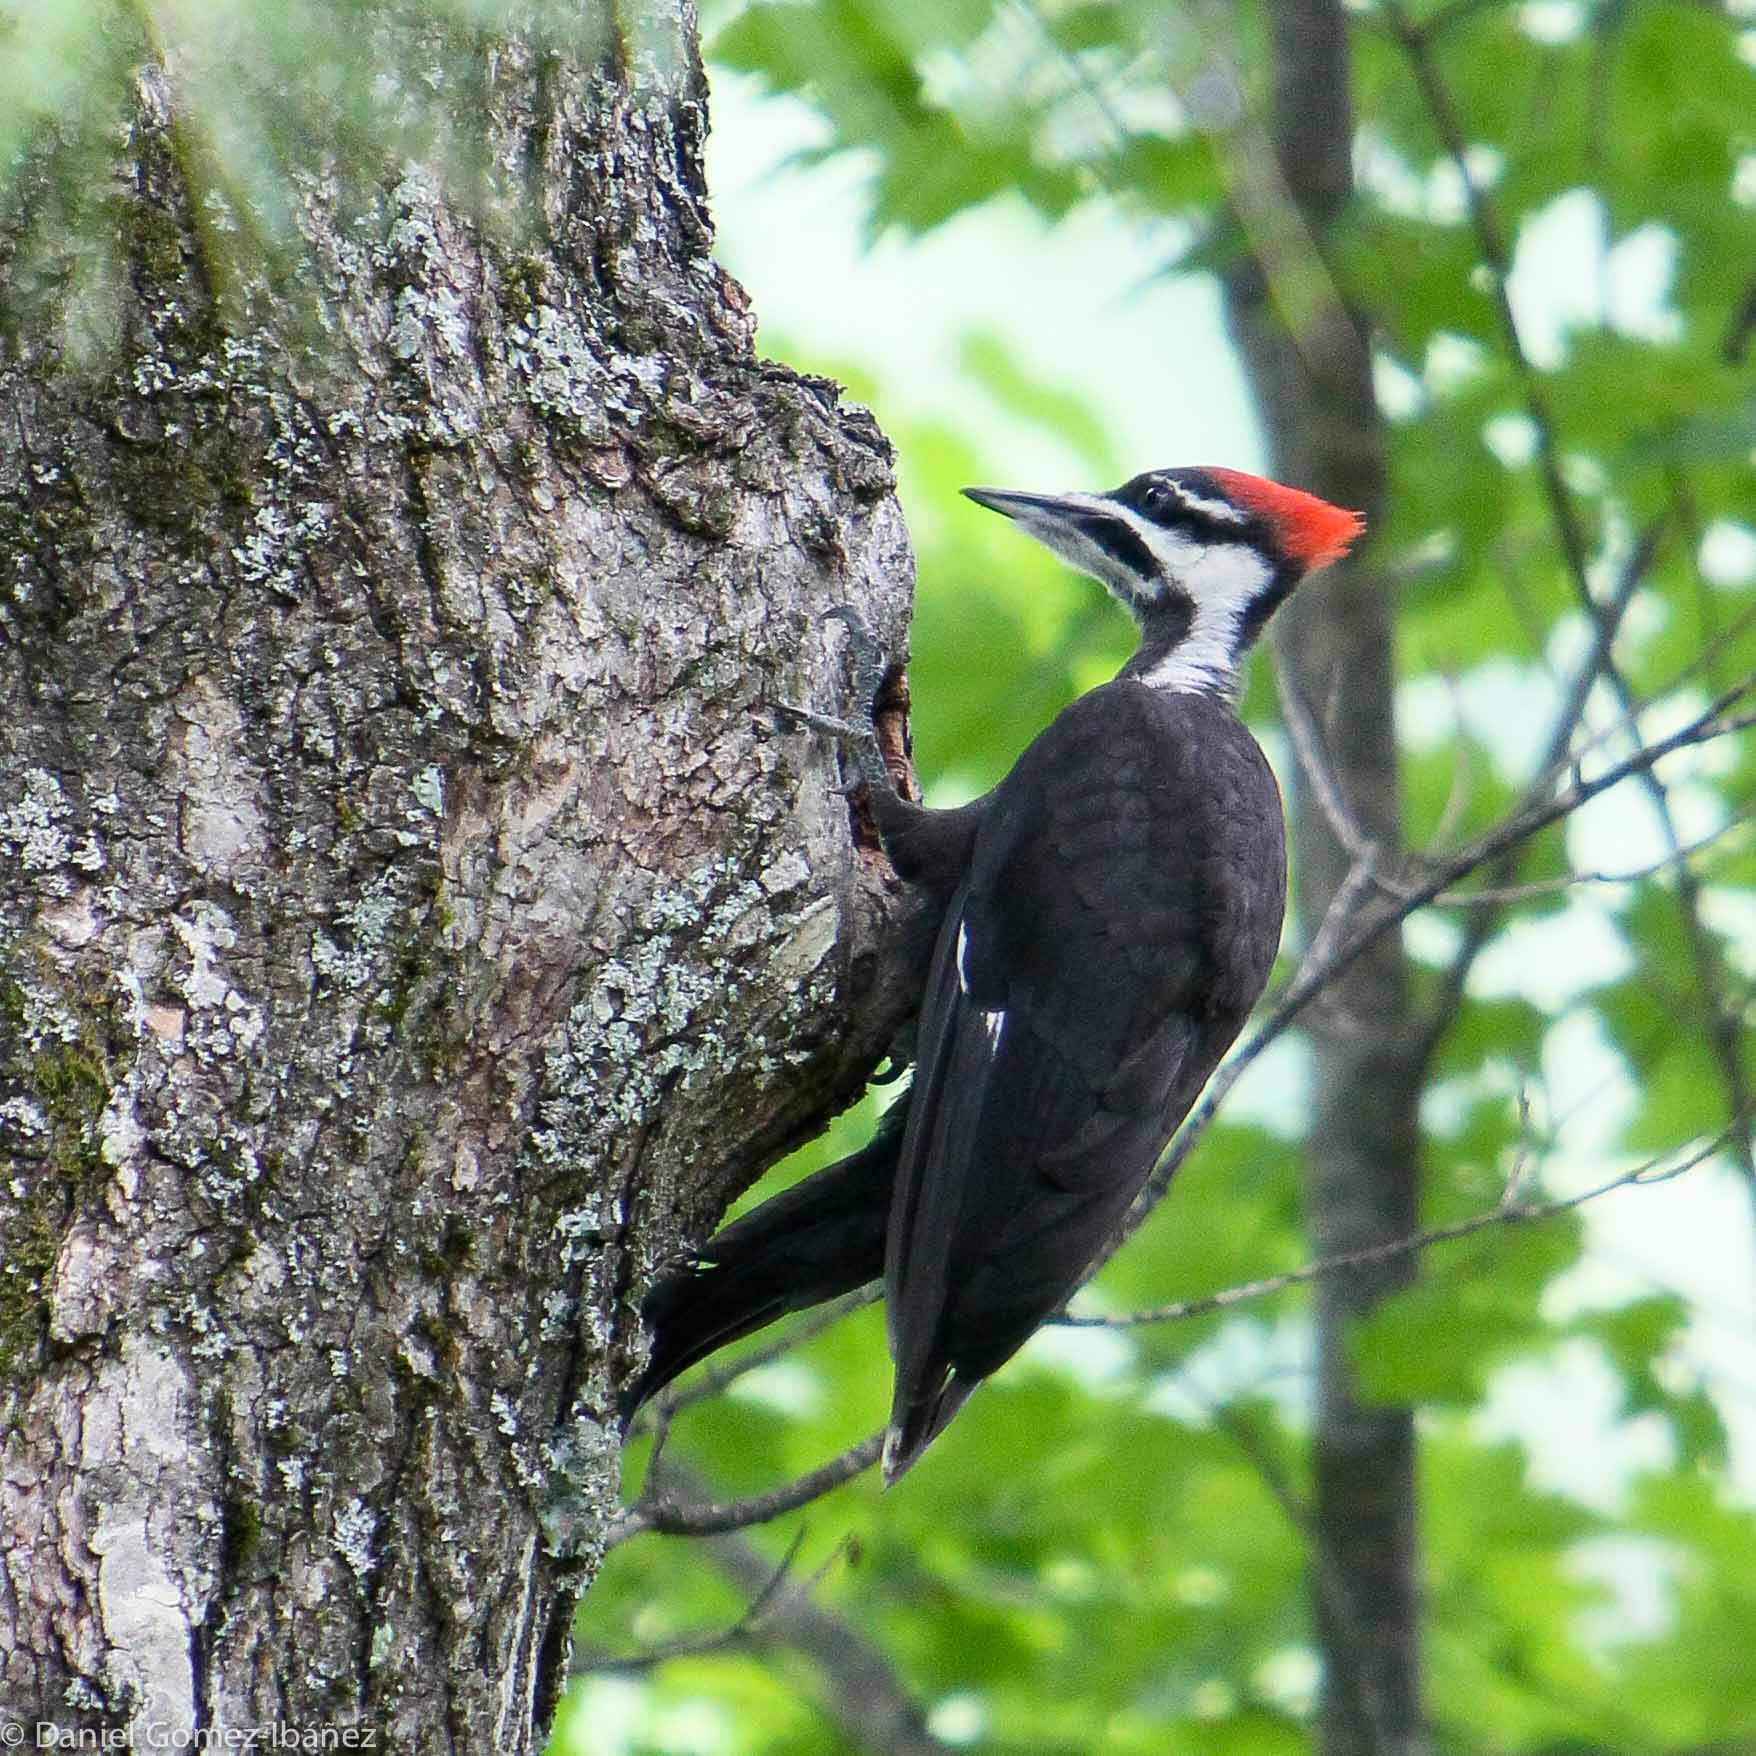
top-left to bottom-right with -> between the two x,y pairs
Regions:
0,11 -> 922,1750
1221,1 -> 1427,1751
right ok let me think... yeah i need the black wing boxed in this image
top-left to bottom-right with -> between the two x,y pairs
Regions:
883,682 -> 1285,1477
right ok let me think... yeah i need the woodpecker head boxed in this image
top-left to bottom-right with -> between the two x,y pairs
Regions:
963,466 -> 1364,695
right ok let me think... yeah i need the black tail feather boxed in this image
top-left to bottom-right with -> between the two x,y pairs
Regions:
618,1105 -> 904,1425
882,1366 -> 976,1484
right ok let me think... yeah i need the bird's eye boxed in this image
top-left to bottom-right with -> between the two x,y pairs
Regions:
1141,483 -> 1170,514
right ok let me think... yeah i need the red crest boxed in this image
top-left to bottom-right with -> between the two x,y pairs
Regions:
1205,469 -> 1365,573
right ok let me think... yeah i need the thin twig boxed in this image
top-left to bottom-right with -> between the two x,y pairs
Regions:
1406,518 -> 1662,1060
1274,654 -> 1380,868
1428,682 -> 1478,851
1059,1122 -> 1733,1330
1423,811 -> 1753,906
1270,689 -> 1750,910
610,1431 -> 885,1547
576,1528 -> 811,1671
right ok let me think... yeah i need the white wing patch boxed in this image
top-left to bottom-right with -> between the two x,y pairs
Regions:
957,921 -> 1008,1056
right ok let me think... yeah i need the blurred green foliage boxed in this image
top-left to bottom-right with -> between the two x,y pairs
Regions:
570,0 -> 1756,1752
0,0 -> 666,345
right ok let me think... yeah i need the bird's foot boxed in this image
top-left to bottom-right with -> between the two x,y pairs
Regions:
773,701 -> 865,743
774,606 -> 893,796
821,605 -> 887,720
772,700 -> 879,796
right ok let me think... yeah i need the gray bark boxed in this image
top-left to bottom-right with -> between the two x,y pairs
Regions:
1221,1 -> 1427,1751
0,10 -> 922,1751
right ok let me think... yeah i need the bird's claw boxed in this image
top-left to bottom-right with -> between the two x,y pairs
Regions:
773,699 -> 865,743
770,607 -> 894,798
820,605 -> 887,720
774,697 -> 885,796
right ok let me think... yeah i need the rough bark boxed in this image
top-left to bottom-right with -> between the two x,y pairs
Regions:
1221,0 -> 1427,1751
0,10 -> 924,1751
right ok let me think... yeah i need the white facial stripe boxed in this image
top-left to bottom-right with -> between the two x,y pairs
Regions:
1161,482 -> 1249,526
1005,489 -> 1274,690
1009,493 -> 1156,605
1111,505 -> 1195,602
1141,541 -> 1275,693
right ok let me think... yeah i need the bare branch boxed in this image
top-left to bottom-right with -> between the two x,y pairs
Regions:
610,1432 -> 885,1547
1059,1123 -> 1733,1330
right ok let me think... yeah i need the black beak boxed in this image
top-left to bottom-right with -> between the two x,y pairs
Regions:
961,486 -> 1073,521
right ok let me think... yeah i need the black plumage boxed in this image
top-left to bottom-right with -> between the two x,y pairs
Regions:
620,465 -> 1363,1479
878,683 -> 1286,1473
617,1102 -> 902,1417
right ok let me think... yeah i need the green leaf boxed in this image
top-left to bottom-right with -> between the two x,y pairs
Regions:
1349,1211 -> 1583,1405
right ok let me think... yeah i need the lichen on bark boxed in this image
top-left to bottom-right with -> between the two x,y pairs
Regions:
0,8 -> 923,1749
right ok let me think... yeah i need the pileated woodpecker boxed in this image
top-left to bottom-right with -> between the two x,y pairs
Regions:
622,466 -> 1362,1480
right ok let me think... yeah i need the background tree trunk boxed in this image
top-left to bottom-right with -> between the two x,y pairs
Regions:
1222,0 -> 1427,1750
0,10 -> 922,1750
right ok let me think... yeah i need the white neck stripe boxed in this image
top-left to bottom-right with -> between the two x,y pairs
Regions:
1001,488 -> 1274,692
1128,515 -> 1272,694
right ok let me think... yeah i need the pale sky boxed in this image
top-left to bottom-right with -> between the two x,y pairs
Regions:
705,70 -> 1263,489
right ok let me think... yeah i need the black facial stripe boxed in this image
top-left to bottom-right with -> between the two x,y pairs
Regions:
1113,473 -> 1259,546
1072,511 -> 1160,584
1142,497 -> 1207,537
1143,586 -> 1195,654
1237,563 -> 1301,646
1116,585 -> 1200,695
